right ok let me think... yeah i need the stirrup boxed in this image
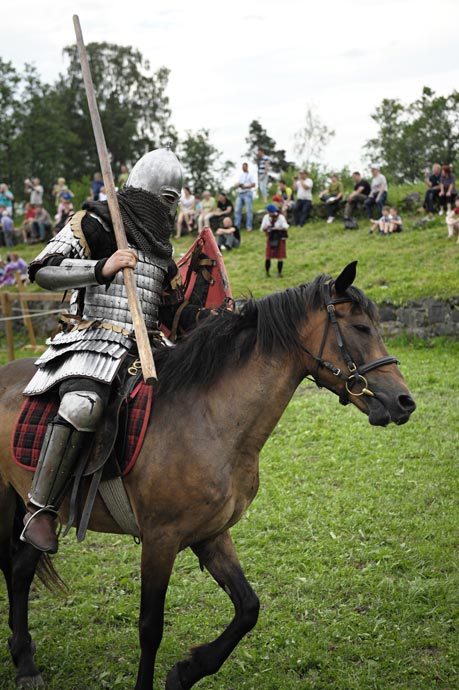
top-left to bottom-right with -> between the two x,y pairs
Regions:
20,506 -> 62,550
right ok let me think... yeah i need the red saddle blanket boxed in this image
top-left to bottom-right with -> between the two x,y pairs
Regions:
12,382 -> 152,477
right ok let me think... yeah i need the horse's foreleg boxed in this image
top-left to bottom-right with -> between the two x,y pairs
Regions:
165,530 -> 259,690
134,532 -> 178,690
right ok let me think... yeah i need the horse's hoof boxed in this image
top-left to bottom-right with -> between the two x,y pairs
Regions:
165,665 -> 184,690
16,675 -> 45,688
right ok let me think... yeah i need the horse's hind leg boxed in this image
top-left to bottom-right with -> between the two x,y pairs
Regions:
165,530 -> 260,690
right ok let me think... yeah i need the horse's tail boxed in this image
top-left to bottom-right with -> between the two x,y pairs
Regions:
14,494 -> 67,594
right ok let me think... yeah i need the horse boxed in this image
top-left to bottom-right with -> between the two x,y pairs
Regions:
0,261 -> 416,689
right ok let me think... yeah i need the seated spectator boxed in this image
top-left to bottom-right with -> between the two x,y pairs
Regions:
208,192 -> 233,231
343,171 -> 371,229
32,205 -> 52,242
118,164 -> 129,189
261,204 -> 289,277
175,187 -> 196,238
446,197 -> 459,241
319,173 -> 344,223
1,252 -> 28,286
276,179 -> 294,216
197,190 -> 216,232
389,207 -> 403,233
423,164 -> 442,216
99,185 -> 108,202
0,206 -> 14,247
368,205 -> 391,235
215,217 -> 241,251
22,203 -> 36,242
293,170 -> 313,227
54,199 -> 74,235
438,164 -> 457,215
364,165 -> 388,219
0,183 -> 14,216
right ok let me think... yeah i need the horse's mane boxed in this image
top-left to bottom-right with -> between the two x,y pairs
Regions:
155,274 -> 378,399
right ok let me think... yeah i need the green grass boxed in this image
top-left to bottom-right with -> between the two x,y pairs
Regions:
1,339 -> 458,689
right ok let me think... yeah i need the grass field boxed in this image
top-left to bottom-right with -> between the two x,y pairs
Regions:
0,207 -> 458,689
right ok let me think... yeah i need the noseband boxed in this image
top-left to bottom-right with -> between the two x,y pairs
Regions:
301,281 -> 398,405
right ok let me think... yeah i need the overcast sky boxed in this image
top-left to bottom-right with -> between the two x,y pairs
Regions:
2,0 -> 458,184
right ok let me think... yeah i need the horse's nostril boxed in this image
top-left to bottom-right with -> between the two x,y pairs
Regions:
398,394 -> 416,412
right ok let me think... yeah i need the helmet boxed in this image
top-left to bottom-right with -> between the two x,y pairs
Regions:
126,147 -> 183,217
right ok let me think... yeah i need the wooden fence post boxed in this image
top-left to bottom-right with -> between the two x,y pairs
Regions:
0,293 -> 15,361
15,272 -> 37,348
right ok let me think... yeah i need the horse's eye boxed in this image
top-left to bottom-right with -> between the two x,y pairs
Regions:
353,324 -> 371,334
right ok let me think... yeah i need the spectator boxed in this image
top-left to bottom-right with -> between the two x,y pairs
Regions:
438,164 -> 457,215
261,204 -> 289,277
25,177 -> 43,206
276,179 -> 294,216
368,205 -> 391,235
32,205 -> 52,242
197,190 -> 216,232
446,197 -> 459,241
257,147 -> 271,202
1,252 -> 28,286
0,206 -> 14,247
364,165 -> 388,219
99,185 -> 108,202
389,207 -> 403,233
54,199 -> 74,235
343,171 -> 371,229
234,162 -> 256,231
22,202 -> 36,242
118,164 -> 129,188
0,183 -> 14,216
208,192 -> 233,231
90,172 -> 104,201
175,187 -> 196,238
293,170 -> 313,227
319,173 -> 344,223
215,217 -> 241,251
423,164 -> 442,216
52,178 -> 74,209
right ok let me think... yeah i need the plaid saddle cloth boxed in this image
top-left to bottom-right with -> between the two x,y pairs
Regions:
12,382 -> 152,477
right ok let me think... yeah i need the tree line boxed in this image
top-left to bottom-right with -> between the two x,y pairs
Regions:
1,42 -> 458,205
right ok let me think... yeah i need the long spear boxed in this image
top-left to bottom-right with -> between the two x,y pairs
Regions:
73,14 -> 157,384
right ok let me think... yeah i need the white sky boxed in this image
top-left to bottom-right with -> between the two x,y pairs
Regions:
2,0 -> 458,185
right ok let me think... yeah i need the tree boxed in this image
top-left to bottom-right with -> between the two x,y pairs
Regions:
245,120 -> 292,173
364,87 -> 459,182
293,105 -> 335,167
180,129 -> 234,193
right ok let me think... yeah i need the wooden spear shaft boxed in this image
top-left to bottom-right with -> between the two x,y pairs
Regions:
73,14 -> 156,384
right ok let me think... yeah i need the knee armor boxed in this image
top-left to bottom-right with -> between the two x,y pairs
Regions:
58,390 -> 104,432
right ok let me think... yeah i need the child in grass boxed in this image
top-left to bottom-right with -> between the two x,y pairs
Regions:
368,205 -> 391,234
446,197 -> 459,242
389,207 -> 403,233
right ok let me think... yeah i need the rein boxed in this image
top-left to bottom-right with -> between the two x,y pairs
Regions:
301,281 -> 398,405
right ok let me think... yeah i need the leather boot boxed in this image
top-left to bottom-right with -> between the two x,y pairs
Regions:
22,505 -> 60,554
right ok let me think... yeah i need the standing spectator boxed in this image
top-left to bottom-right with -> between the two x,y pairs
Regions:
90,172 -> 104,201
293,170 -> 313,227
208,192 -> 233,231
0,184 -> 14,216
234,162 -> 256,231
215,217 -> 241,251
445,197 -> 459,241
197,190 -> 216,232
423,164 -> 442,216
261,204 -> 289,277
319,173 -> 344,223
438,164 -> 457,215
52,178 -> 74,209
25,177 -> 43,206
118,164 -> 129,188
175,187 -> 196,238
32,205 -> 52,242
364,165 -> 388,219
343,171 -> 371,229
54,199 -> 74,235
0,206 -> 14,247
277,179 -> 294,216
22,202 -> 36,242
257,147 -> 271,202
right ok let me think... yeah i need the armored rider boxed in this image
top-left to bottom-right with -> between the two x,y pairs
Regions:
21,148 -> 201,554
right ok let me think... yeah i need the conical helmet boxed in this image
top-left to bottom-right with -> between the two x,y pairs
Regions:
125,146 -> 183,217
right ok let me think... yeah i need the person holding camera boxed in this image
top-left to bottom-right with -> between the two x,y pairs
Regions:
260,204 -> 289,277
24,178 -> 44,206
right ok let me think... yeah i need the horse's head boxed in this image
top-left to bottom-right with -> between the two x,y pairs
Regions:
300,261 -> 416,426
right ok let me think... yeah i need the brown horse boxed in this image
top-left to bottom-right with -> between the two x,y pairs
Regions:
0,262 -> 416,690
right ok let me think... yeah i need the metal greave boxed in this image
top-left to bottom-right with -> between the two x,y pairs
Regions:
28,422 -> 90,510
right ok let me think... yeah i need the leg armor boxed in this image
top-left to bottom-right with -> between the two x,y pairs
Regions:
21,390 -> 104,553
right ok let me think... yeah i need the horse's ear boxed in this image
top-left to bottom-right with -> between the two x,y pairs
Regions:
334,261 -> 358,294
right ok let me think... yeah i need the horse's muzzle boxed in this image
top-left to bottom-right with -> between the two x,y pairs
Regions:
366,391 -> 416,426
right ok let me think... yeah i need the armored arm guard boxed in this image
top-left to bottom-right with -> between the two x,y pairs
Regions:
35,259 -> 105,291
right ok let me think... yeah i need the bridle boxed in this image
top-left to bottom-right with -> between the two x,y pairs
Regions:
300,281 -> 398,406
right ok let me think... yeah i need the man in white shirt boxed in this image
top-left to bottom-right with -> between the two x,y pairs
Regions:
293,170 -> 313,227
234,162 -> 256,231
364,165 -> 388,219
25,178 -> 44,206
